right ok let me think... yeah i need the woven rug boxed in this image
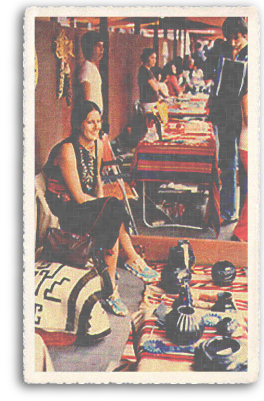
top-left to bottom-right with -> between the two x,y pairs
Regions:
116,262 -> 248,372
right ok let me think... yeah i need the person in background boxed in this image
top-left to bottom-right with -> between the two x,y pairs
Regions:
181,56 -> 205,94
203,44 -> 209,59
189,59 -> 206,91
164,60 -> 185,97
151,66 -> 170,98
208,17 -> 248,229
137,48 -> 160,113
203,38 -> 225,85
79,30 -> 104,114
192,42 -> 206,69
231,90 -> 248,242
174,56 -> 185,90
182,56 -> 195,93
44,101 -> 160,316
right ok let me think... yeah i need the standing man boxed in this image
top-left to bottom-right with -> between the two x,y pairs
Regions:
207,17 -> 248,226
79,30 -> 104,114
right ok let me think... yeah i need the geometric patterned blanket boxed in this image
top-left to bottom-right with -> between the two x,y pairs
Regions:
35,260 -> 111,346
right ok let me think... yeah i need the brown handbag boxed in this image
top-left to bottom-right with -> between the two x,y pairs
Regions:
42,227 -> 94,268
42,228 -> 113,298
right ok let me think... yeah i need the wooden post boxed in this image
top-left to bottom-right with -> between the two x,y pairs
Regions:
163,19 -> 168,39
134,17 -> 140,35
160,18 -> 167,39
153,21 -> 159,65
173,28 -> 178,59
69,18 -> 75,29
100,17 -> 109,128
184,29 -> 187,57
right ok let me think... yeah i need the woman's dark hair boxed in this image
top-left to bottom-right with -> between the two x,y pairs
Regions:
163,61 -> 174,76
183,55 -> 191,70
222,17 -> 247,39
71,100 -> 101,136
174,56 -> 183,75
81,30 -> 103,60
164,58 -> 183,77
140,48 -> 156,64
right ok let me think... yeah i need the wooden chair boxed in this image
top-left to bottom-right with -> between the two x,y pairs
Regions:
35,172 -> 60,250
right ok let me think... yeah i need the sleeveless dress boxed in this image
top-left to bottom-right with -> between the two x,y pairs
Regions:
43,137 -> 130,250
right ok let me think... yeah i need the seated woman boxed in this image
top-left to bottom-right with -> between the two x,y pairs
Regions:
164,61 -> 184,97
137,48 -> 160,113
44,101 -> 159,316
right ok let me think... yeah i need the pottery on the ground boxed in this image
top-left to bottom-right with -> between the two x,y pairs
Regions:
194,336 -> 247,371
165,304 -> 204,346
161,240 -> 194,294
211,291 -> 237,312
211,260 -> 236,286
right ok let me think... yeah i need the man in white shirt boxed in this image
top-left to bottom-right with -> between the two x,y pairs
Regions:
79,31 -> 104,114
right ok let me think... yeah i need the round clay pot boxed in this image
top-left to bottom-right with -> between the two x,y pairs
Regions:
161,241 -> 194,294
194,336 -> 247,371
211,260 -> 236,286
165,305 -> 204,346
211,291 -> 237,313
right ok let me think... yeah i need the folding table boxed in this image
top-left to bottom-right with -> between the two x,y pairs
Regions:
130,120 -> 221,236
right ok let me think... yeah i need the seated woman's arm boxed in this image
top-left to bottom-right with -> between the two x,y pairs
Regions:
55,143 -> 96,204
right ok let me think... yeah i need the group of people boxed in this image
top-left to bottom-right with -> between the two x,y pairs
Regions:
43,17 -> 248,318
137,17 -> 248,243
137,48 -> 207,113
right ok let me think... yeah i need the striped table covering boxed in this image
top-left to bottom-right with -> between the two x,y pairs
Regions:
116,262 -> 248,372
167,96 -> 210,118
130,124 -> 221,235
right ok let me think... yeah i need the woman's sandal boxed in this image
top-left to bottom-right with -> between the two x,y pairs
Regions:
104,286 -> 129,316
124,257 -> 160,283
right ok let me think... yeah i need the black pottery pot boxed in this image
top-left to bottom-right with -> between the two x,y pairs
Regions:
211,260 -> 236,286
211,291 -> 237,313
194,336 -> 247,371
161,241 -> 195,294
165,305 -> 204,346
216,317 -> 238,337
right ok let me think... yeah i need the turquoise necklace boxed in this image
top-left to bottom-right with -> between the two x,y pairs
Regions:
79,145 -> 95,193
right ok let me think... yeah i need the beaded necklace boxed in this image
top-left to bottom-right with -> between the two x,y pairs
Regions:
78,143 -> 96,193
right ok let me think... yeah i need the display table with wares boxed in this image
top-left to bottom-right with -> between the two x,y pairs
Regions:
130,119 -> 221,234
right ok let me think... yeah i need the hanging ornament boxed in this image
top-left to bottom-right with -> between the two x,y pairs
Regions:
54,29 -> 75,106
